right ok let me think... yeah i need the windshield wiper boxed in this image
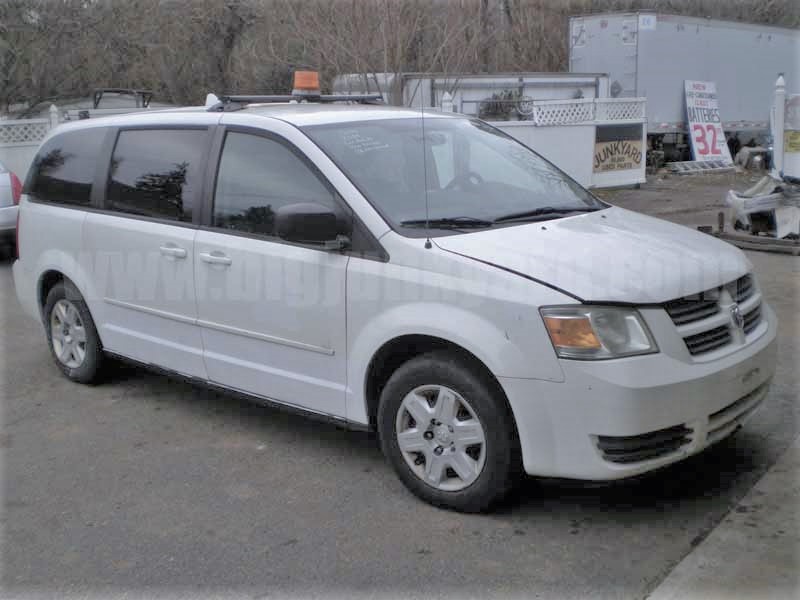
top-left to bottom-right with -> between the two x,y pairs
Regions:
400,216 -> 494,229
492,206 -> 600,224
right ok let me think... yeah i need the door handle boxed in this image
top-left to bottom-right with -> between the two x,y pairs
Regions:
199,251 -> 232,266
159,244 -> 187,259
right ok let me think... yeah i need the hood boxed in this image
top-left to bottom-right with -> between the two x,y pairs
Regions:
434,207 -> 751,304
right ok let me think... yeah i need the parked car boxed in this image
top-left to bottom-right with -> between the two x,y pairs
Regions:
12,86 -> 777,511
0,159 -> 22,254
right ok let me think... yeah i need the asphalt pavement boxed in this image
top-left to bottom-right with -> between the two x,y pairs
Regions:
1,179 -> 798,598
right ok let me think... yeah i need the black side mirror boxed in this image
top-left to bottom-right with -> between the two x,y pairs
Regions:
275,202 -> 349,249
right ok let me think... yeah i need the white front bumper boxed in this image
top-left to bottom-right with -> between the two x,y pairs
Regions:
501,302 -> 778,480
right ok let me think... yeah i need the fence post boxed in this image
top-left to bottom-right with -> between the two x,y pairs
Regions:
772,74 -> 785,177
49,104 -> 60,129
440,91 -> 454,112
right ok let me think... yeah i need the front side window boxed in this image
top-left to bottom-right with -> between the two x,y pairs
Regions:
25,128 -> 106,206
106,129 -> 205,222
304,117 -> 605,235
212,131 -> 341,237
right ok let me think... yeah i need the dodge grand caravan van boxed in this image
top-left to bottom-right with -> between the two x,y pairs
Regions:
13,95 -> 777,511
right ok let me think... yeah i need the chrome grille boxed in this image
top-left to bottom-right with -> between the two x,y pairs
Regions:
683,324 -> 732,356
664,273 -> 761,357
743,304 -> 762,335
730,274 -> 754,303
664,293 -> 720,325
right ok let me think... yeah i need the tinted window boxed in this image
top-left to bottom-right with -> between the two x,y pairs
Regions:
213,132 -> 340,237
107,129 -> 205,222
26,128 -> 106,206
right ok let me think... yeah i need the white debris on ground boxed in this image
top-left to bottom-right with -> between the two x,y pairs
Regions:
726,175 -> 800,239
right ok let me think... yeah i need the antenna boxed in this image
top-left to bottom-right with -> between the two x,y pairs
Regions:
421,97 -> 432,249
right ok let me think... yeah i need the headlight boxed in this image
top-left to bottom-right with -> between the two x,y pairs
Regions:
540,306 -> 658,360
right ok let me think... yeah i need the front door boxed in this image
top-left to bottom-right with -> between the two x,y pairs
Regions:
194,129 -> 349,417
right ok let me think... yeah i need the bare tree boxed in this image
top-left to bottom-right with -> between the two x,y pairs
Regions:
1,0 -> 797,113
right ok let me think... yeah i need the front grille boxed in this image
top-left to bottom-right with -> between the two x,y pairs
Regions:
683,324 -> 732,356
730,274 -> 754,303
664,295 -> 720,325
596,425 -> 693,464
743,304 -> 762,335
664,273 -> 760,357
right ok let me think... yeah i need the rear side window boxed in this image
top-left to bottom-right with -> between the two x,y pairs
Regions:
26,128 -> 106,206
212,131 -> 340,236
107,129 -> 206,222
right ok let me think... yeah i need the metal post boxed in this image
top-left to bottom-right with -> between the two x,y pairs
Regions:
441,91 -> 454,112
49,104 -> 60,129
772,74 -> 785,177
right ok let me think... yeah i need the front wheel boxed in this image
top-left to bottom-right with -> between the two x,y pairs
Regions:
378,351 -> 519,512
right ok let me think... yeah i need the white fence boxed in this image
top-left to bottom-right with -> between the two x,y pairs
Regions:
490,97 -> 648,188
0,105 -> 59,179
0,104 -> 157,180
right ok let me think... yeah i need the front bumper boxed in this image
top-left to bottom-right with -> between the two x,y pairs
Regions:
500,302 -> 778,480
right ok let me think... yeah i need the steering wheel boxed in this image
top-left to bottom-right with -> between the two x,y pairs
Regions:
445,171 -> 484,191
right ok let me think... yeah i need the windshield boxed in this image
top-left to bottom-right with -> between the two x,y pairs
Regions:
303,117 -> 605,235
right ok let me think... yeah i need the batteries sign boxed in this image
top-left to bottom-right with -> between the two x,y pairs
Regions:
684,80 -> 733,164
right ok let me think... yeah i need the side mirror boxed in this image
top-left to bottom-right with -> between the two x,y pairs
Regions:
275,202 -> 350,249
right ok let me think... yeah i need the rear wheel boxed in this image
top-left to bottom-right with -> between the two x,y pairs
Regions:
378,351 -> 518,512
43,281 -> 104,383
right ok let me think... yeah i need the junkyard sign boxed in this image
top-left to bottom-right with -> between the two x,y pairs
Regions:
684,80 -> 733,164
593,124 -> 643,173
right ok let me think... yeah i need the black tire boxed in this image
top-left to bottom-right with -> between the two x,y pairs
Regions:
43,281 -> 104,384
378,350 -> 519,512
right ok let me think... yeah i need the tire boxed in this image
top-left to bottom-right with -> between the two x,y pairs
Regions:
43,281 -> 104,384
378,350 -> 519,512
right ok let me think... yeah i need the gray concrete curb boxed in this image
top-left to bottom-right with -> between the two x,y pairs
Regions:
647,436 -> 800,600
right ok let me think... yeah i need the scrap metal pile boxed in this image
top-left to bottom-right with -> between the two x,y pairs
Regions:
726,174 -> 800,240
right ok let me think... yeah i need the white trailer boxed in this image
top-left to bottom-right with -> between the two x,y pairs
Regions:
569,12 -> 800,134
332,72 -> 610,117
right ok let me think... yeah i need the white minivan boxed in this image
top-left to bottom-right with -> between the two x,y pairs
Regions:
13,95 -> 777,511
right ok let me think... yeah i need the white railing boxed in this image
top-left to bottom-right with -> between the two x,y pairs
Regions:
530,97 -> 646,126
530,98 -> 596,126
0,118 -> 52,146
0,104 -> 60,146
594,98 -> 647,122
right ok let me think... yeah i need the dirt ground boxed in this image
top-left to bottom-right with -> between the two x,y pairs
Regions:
596,170 -> 769,229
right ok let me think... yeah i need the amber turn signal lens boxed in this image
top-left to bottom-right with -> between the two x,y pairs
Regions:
543,316 -> 601,350
293,70 -> 320,91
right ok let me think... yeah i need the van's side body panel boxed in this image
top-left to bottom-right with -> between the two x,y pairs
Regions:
344,234 -> 571,424
82,214 -> 206,378
17,199 -> 87,318
189,114 -> 369,417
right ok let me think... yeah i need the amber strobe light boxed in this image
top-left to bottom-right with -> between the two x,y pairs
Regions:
293,71 -> 321,95
543,315 -> 601,350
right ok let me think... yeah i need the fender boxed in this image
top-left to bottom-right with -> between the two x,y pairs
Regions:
346,301 -> 566,424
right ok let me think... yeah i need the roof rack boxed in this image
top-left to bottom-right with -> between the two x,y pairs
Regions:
206,93 -> 384,112
93,88 -> 154,109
